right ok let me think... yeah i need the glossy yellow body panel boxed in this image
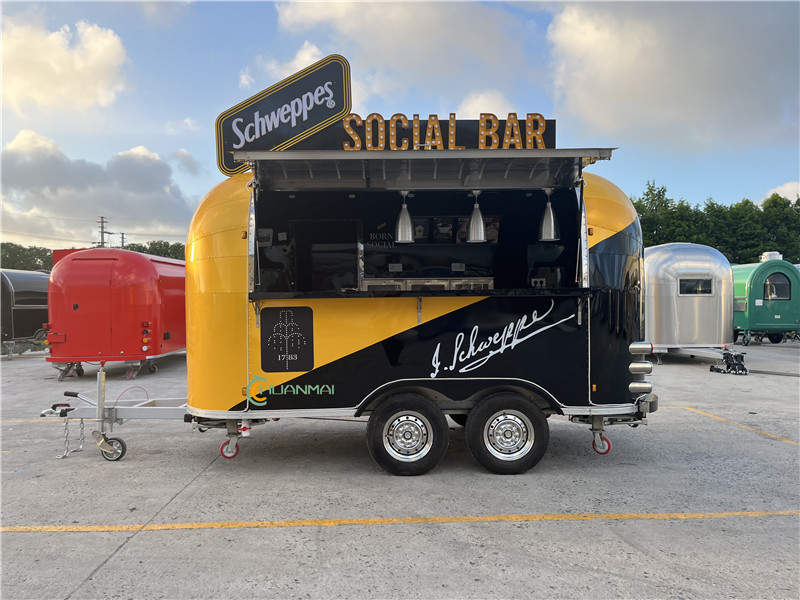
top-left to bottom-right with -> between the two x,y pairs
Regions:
187,173 -> 484,412
186,174 -> 251,411
584,172 -> 637,248
188,170 -> 635,413
249,296 -> 484,388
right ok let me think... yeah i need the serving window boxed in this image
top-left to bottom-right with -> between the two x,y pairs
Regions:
252,188 -> 579,296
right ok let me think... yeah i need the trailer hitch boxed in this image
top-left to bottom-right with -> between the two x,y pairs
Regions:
40,403 -> 75,418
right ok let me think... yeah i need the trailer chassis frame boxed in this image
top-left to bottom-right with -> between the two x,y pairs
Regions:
40,364 -> 187,460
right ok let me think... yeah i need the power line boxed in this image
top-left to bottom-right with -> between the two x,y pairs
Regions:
0,212 -> 96,224
3,211 -> 186,238
1,231 -> 94,244
96,216 -> 114,248
122,232 -> 186,240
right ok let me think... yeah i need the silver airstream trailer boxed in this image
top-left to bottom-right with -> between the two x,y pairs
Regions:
644,243 -> 733,355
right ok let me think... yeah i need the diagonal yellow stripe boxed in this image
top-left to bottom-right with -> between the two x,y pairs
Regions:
2,510 -> 797,534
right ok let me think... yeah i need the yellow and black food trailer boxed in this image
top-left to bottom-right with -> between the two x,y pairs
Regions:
183,56 -> 657,475
43,56 -> 656,470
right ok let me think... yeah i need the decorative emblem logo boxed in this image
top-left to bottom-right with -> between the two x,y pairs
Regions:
261,307 -> 314,372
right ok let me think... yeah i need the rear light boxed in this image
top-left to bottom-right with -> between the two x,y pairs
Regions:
142,337 -> 150,344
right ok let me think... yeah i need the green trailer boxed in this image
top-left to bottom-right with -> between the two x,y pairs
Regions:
732,256 -> 800,345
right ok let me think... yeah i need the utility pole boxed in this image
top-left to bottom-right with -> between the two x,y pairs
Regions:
96,216 -> 114,247
120,233 -> 126,248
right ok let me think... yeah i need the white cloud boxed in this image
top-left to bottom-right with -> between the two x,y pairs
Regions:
4,129 -> 61,156
1,131 -> 193,248
256,40 -> 325,82
239,70 -> 255,90
457,92 -> 517,120
1,16 -> 129,114
271,3 -> 530,111
121,146 -> 160,161
762,182 -> 800,202
172,149 -> 202,176
164,117 -> 200,135
547,3 -> 799,152
136,2 -> 191,26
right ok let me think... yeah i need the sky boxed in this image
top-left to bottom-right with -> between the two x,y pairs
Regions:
1,1 -> 798,250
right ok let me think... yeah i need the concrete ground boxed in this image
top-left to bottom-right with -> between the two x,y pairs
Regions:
1,340 -> 798,599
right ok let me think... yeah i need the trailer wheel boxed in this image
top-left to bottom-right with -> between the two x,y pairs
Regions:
592,435 -> 612,455
220,439 -> 239,459
465,393 -> 549,475
367,394 -> 448,476
100,437 -> 127,461
75,364 -> 84,377
767,334 -> 783,344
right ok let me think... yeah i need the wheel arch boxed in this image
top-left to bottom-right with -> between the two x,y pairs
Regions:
354,378 -> 561,417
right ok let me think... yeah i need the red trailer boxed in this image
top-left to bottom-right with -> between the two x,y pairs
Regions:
46,248 -> 186,380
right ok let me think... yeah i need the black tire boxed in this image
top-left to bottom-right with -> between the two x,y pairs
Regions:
767,334 -> 783,344
465,393 -> 549,475
449,414 -> 468,428
733,330 -> 740,343
366,394 -> 448,476
100,437 -> 127,461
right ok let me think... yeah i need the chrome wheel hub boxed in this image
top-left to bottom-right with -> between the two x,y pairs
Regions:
485,410 -> 533,461
384,412 -> 433,462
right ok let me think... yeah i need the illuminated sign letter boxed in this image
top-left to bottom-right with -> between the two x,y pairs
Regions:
343,113 -> 363,150
365,113 -> 386,150
389,114 -> 409,150
502,113 -> 523,149
412,114 -> 421,150
526,113 -> 546,149
448,113 -> 465,150
425,115 -> 444,150
479,113 -> 500,149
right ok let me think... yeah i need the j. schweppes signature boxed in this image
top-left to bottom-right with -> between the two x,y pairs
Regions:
430,300 -> 576,378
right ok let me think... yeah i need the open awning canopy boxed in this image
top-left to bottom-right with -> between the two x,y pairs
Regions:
233,148 -> 614,192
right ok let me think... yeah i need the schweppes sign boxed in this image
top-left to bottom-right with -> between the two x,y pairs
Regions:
217,54 -> 557,176
216,54 -> 352,175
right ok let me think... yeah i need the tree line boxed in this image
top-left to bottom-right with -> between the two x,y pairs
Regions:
2,184 -> 798,271
632,183 -> 800,264
1,240 -> 186,271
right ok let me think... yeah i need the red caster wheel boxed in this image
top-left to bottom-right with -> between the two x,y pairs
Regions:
592,435 -> 611,455
220,439 -> 239,459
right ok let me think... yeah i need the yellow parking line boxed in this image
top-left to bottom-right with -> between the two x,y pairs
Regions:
664,405 -> 799,445
2,510 -> 797,534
